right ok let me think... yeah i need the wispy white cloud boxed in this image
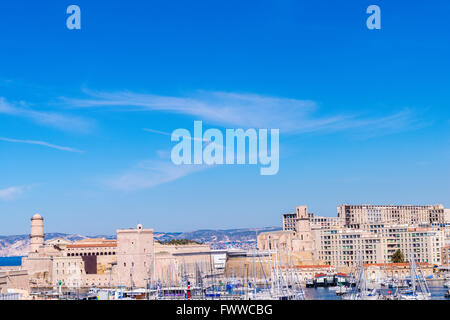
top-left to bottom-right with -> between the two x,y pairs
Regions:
143,127 -> 210,142
142,128 -> 174,137
0,97 -> 93,133
318,108 -> 423,136
64,90 -> 331,132
0,137 -> 83,153
64,89 -> 419,135
78,90 -> 421,191
0,185 -> 30,201
104,159 -> 208,191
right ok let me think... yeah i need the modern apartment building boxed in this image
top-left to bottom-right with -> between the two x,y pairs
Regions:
309,214 -> 345,230
316,224 -> 445,266
361,223 -> 444,265
388,226 -> 443,265
282,211 -> 344,232
282,212 -> 297,232
263,204 -> 450,267
337,204 -> 447,228
315,228 -> 388,267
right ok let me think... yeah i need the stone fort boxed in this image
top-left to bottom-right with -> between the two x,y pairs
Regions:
21,214 -> 213,289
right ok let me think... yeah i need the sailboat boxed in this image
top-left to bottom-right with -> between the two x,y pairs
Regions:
268,246 -> 305,300
341,254 -> 382,300
397,254 -> 431,300
335,283 -> 350,296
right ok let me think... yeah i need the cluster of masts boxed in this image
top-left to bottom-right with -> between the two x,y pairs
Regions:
106,247 -> 304,300
38,248 -> 441,300
167,248 -> 305,300
342,253 -> 431,300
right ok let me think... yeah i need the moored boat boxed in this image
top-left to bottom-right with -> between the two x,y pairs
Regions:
445,290 -> 450,299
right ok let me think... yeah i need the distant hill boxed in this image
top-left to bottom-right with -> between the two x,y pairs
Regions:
153,227 -> 281,244
0,227 -> 281,257
0,233 -> 114,257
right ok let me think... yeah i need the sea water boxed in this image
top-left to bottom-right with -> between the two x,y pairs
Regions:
0,256 -> 23,266
304,281 -> 449,300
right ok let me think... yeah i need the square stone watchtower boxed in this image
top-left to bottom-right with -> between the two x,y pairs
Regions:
116,224 -> 154,288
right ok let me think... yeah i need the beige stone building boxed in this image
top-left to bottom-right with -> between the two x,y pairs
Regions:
260,206 -> 315,252
116,224 -> 154,288
51,238 -> 118,288
52,256 -> 84,288
364,263 -> 434,280
20,215 -> 214,290
258,206 -> 319,265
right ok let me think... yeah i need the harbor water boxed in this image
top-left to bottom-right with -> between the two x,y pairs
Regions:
0,256 -> 22,266
304,280 -> 450,300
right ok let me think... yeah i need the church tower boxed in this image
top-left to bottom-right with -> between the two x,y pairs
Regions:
294,206 -> 314,252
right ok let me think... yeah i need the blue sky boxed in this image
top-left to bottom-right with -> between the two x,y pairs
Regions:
0,1 -> 449,235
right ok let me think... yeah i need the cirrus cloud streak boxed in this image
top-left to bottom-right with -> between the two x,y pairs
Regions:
64,89 -> 420,135
0,137 -> 83,153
